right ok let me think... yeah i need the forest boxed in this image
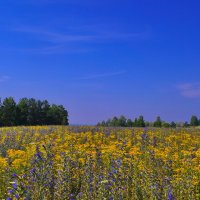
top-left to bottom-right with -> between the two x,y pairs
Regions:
0,97 -> 69,126
97,115 -> 200,128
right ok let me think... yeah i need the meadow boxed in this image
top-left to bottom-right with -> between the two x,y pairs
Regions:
0,126 -> 199,200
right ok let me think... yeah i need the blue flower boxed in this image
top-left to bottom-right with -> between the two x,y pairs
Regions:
8,189 -> 14,194
12,173 -> 17,178
167,187 -> 174,200
12,182 -> 17,190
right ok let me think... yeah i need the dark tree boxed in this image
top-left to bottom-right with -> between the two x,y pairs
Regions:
101,120 -> 106,126
190,115 -> 199,126
27,98 -> 38,125
111,116 -> 119,127
0,97 -> 17,126
133,118 -> 138,127
154,116 -> 162,127
17,98 -> 29,125
118,115 -> 127,127
170,121 -> 176,128
183,121 -> 189,127
0,97 -> 69,127
40,100 -> 51,125
137,116 -> 145,127
97,115 -> 200,128
127,119 -> 133,127
47,105 -> 68,125
105,119 -> 111,127
162,122 -> 170,128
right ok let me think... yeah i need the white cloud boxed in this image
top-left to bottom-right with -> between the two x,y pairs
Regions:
177,82 -> 200,98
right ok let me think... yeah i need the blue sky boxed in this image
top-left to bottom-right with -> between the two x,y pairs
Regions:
0,0 -> 200,124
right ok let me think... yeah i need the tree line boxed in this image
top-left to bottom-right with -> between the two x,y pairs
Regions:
97,115 -> 200,128
0,97 -> 69,127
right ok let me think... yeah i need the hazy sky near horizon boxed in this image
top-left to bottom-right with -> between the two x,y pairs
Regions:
0,0 -> 200,124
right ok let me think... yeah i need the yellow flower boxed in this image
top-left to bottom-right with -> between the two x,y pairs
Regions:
12,159 -> 26,168
7,149 -> 26,159
129,146 -> 140,155
0,157 -> 8,171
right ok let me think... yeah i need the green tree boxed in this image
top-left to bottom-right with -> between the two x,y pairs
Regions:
170,121 -> 176,128
162,122 -> 170,128
111,116 -> 119,127
35,100 -> 50,125
183,121 -> 189,127
40,100 -> 50,125
0,97 -> 17,126
58,105 -> 69,125
118,115 -> 127,127
17,98 -> 29,125
106,119 -> 111,127
27,98 -> 38,125
154,116 -> 162,127
190,115 -> 199,126
137,116 -> 145,127
0,97 -> 69,126
145,121 -> 150,127
127,119 -> 133,127
133,118 -> 138,127
47,105 -> 68,125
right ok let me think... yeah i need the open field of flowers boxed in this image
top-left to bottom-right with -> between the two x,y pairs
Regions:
0,126 -> 199,200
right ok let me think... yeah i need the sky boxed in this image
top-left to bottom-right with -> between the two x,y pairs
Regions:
0,0 -> 200,124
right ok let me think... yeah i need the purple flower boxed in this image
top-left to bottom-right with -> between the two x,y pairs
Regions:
22,174 -> 26,179
141,133 -> 148,141
12,173 -> 17,178
36,152 -> 43,160
167,187 -> 174,200
12,182 -> 17,189
8,190 -> 14,194
30,168 -> 36,174
78,192 -> 83,197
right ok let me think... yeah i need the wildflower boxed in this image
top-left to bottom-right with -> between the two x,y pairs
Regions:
167,187 -> 174,200
12,173 -> 17,178
12,181 -> 18,190
8,190 -> 14,194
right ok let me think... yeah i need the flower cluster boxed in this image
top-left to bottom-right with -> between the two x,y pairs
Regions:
0,126 -> 199,199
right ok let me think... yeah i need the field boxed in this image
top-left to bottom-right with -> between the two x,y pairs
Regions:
0,126 -> 199,200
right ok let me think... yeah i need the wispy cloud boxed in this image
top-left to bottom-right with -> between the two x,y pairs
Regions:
14,27 -> 96,43
177,82 -> 200,98
7,24 -> 149,54
20,45 -> 90,55
78,71 -> 127,80
12,26 -> 141,44
0,45 -> 92,55
0,76 -> 10,82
